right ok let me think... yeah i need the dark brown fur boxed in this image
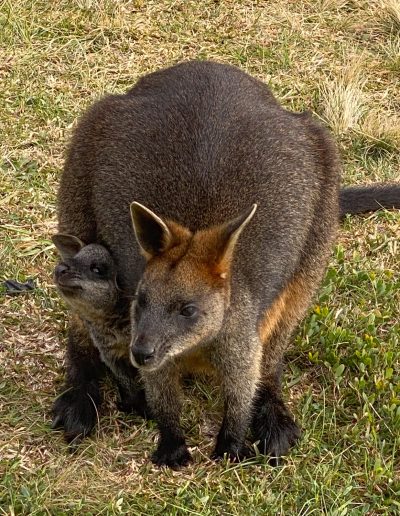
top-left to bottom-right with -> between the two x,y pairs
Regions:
52,61 -> 399,463
51,236 -> 147,444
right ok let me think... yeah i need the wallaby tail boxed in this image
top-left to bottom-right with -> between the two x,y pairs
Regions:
339,184 -> 400,219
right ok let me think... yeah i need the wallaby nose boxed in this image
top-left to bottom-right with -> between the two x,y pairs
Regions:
132,348 -> 155,366
55,263 -> 70,278
131,335 -> 155,366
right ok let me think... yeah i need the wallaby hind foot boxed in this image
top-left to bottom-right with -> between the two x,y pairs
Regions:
251,383 -> 301,465
52,383 -> 101,446
151,438 -> 193,469
51,317 -> 105,446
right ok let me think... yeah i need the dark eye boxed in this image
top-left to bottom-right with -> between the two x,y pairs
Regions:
90,264 -> 106,276
179,304 -> 198,318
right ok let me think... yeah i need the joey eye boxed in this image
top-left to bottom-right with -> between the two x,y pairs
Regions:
90,264 -> 106,276
179,304 -> 198,318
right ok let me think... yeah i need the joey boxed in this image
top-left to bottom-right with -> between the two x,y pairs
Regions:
52,235 -> 147,445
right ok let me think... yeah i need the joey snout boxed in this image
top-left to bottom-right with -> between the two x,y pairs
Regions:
54,263 -> 81,289
54,263 -> 69,277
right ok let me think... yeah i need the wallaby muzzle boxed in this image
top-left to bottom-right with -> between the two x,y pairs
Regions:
54,263 -> 82,291
130,334 -> 156,368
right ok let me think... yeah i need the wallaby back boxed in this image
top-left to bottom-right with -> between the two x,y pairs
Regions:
59,61 -> 340,306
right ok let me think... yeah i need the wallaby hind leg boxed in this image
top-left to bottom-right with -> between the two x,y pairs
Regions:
251,271 -> 319,463
250,132 -> 339,462
251,351 -> 300,465
52,315 -> 105,446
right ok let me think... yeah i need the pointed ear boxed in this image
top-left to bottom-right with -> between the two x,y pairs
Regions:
52,234 -> 85,260
214,204 -> 257,276
130,202 -> 172,259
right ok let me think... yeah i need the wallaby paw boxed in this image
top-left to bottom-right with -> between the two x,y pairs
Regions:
51,387 -> 99,445
212,433 -> 246,462
151,442 -> 192,469
251,401 -> 300,465
211,447 -> 250,463
211,449 -> 242,462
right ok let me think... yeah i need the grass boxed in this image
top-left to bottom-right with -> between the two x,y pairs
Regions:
0,0 -> 399,514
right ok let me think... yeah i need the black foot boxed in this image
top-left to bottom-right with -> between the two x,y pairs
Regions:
117,388 -> 152,419
51,385 -> 100,445
212,429 -> 246,462
151,439 -> 192,469
251,387 -> 300,465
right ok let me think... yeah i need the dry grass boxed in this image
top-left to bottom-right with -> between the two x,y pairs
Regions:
1,0 -> 399,514
379,0 -> 400,30
359,109 -> 400,151
319,61 -> 367,135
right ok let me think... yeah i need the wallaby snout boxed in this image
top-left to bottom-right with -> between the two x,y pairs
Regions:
54,263 -> 69,277
54,262 -> 81,290
130,334 -> 156,367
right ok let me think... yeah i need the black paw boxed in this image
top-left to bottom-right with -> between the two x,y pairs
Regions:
151,440 -> 192,469
51,386 -> 100,445
251,394 -> 300,465
117,388 -> 152,419
212,430 -> 246,462
211,447 -> 250,462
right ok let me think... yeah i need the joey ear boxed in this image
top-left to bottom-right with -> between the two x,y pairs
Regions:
214,204 -> 257,275
52,234 -> 85,260
130,202 -> 172,259
114,274 -> 123,292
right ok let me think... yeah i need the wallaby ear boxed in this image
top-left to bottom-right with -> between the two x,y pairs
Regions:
52,234 -> 85,260
214,204 -> 258,276
130,202 -> 172,259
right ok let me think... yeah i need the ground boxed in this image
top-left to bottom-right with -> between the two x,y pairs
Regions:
0,0 -> 399,514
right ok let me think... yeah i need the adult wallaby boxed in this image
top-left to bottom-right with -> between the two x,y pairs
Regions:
52,60 -> 400,464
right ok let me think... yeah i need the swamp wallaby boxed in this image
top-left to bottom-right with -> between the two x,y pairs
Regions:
52,60 -> 400,464
52,234 -> 146,443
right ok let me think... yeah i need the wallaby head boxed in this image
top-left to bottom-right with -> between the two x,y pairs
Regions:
52,234 -> 119,318
129,202 -> 257,370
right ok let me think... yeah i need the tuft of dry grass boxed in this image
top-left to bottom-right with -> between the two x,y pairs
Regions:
359,108 -> 400,150
379,0 -> 400,30
320,79 -> 366,136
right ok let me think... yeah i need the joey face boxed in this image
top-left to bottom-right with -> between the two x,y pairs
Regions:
129,202 -> 257,371
52,235 -> 119,319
